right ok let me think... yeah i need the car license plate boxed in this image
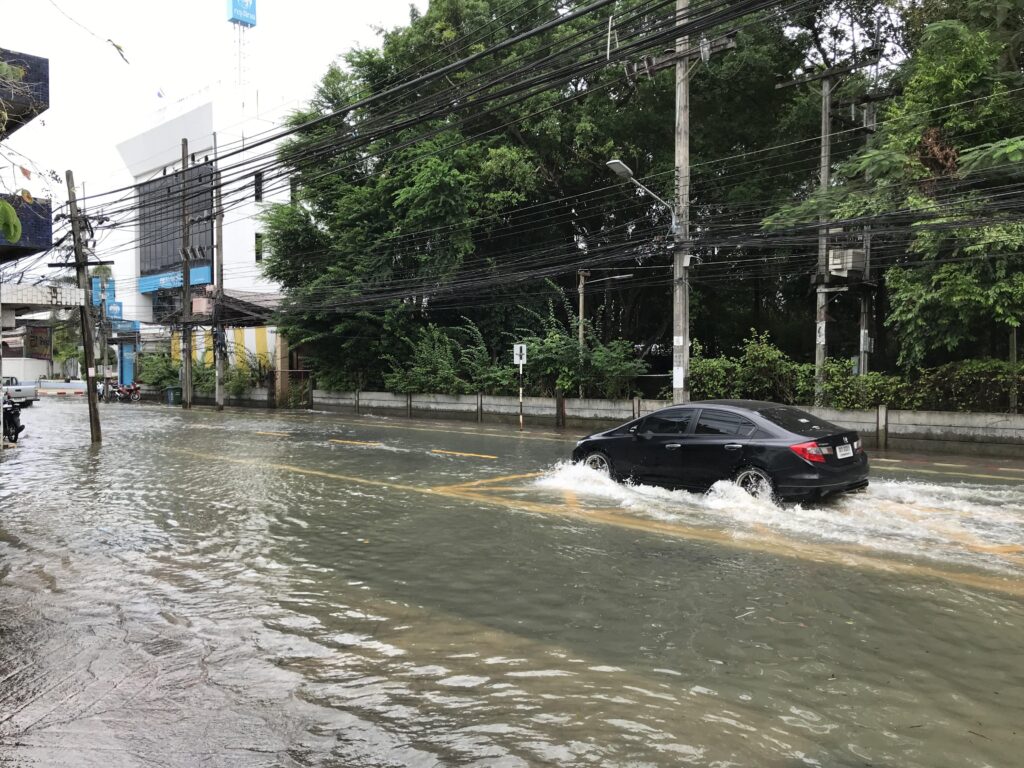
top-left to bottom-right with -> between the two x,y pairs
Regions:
836,444 -> 853,459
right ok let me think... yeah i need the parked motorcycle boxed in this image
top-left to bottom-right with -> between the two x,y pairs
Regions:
116,383 -> 142,402
2,392 -> 25,443
105,383 -> 142,403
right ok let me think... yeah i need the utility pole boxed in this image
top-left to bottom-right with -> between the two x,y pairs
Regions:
180,139 -> 193,409
815,75 -> 831,402
213,134 -> 225,411
214,179 -> 225,410
66,170 -> 101,442
858,102 -> 877,376
674,0 -> 690,404
99,276 -> 108,396
577,269 -> 590,398
776,54 -> 881,402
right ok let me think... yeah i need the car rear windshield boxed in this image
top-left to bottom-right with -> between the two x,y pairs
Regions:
757,406 -> 842,437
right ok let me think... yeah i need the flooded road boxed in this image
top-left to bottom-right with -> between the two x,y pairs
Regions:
2,401 -> 1022,766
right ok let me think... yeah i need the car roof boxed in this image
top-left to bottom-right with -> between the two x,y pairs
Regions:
653,399 -> 782,414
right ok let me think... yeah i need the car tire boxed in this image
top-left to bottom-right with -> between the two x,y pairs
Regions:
733,466 -> 775,500
582,451 -> 614,479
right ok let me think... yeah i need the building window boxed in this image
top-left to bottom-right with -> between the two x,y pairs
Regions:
255,232 -> 264,262
254,171 -> 264,202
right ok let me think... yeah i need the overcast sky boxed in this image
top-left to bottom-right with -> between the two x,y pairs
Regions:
4,0 -> 428,206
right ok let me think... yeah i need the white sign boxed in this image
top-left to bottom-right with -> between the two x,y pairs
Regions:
513,343 -> 527,366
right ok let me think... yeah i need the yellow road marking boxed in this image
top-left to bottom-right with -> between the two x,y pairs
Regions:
255,431 -> 290,437
933,462 -> 968,468
436,472 -> 544,491
177,449 -> 420,493
873,465 -> 1022,482
431,449 -> 498,460
332,419 -> 571,443
562,489 -> 580,512
330,439 -> 383,447
178,448 -> 1024,597
872,458 -> 902,463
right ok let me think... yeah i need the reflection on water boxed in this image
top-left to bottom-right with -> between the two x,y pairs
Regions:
1,402 -> 1022,767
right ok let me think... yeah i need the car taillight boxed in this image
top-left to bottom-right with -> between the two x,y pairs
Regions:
854,439 -> 863,453
790,441 -> 827,463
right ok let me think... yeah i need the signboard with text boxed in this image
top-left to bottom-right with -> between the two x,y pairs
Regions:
228,0 -> 256,27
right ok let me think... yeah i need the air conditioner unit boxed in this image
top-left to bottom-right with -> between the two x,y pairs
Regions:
191,297 -> 213,315
828,248 -> 865,277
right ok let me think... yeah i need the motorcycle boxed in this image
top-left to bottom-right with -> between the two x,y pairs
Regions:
105,383 -> 142,403
115,382 -> 142,402
2,392 -> 25,443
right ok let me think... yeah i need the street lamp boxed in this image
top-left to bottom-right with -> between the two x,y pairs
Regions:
607,158 -> 690,404
606,160 -> 677,238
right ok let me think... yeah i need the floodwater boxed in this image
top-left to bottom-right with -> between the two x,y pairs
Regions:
1,401 -> 1022,767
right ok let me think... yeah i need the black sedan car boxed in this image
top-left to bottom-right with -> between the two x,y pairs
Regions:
571,400 -> 869,501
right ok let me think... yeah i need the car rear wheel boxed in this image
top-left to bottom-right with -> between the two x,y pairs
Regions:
733,466 -> 775,500
583,451 -> 613,478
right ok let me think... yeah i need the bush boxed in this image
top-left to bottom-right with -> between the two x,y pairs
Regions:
384,324 -> 472,394
589,339 -> 648,399
689,356 -> 740,400
733,331 -> 798,402
137,353 -> 179,388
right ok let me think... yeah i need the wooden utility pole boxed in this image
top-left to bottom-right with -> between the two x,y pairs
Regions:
180,139 -> 193,409
674,0 -> 690,404
66,170 -> 102,442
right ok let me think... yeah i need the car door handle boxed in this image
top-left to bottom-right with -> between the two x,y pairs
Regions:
724,444 -> 743,451
665,443 -> 681,450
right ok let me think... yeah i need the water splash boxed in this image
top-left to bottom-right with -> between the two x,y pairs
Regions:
535,463 -> 1024,574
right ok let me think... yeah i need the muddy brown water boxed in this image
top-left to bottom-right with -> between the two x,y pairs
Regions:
1,401 -> 1021,766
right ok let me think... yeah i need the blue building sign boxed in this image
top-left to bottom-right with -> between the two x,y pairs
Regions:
138,265 -> 212,294
228,0 -> 256,27
106,301 -> 123,320
91,277 -> 116,306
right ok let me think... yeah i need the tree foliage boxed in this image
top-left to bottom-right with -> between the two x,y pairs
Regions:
262,0 -> 1024,400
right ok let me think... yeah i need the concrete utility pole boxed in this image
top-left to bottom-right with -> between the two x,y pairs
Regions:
674,0 -> 691,404
776,54 -> 881,402
577,269 -> 590,349
815,75 -> 831,402
180,139 -> 193,409
577,269 -> 589,398
213,134 -> 225,411
99,277 -> 108,393
66,170 -> 102,443
858,102 -> 877,377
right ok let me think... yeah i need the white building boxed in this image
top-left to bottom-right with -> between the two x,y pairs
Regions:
115,83 -> 290,325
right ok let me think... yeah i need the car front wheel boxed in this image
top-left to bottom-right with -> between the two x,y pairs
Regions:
583,451 -> 613,479
733,466 -> 775,500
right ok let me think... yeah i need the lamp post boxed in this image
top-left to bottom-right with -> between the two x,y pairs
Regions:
606,158 -> 689,403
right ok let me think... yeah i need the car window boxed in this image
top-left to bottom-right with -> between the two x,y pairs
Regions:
757,406 -> 841,437
641,409 -> 694,435
695,410 -> 755,436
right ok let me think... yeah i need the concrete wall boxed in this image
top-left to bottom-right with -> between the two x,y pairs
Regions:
136,386 -> 1024,457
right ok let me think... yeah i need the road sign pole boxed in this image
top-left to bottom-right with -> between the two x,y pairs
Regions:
518,362 -> 524,432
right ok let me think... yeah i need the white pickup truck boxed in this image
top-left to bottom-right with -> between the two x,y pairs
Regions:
1,376 -> 40,406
